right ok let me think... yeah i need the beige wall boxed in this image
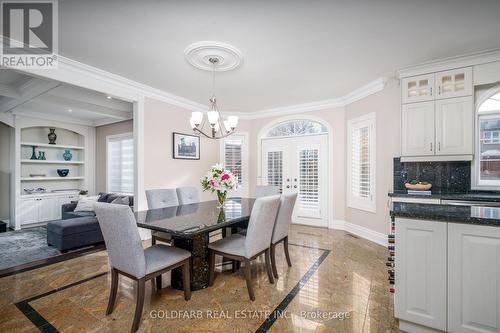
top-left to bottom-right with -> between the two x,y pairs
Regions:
139,81 -> 399,234
95,120 -> 133,193
0,121 -> 12,221
143,97 -> 220,202
344,78 -> 400,234
240,107 -> 347,222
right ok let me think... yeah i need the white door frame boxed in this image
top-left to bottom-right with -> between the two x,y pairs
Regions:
257,115 -> 333,229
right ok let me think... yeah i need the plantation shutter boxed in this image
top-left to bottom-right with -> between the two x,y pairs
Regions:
224,137 -> 243,186
107,134 -> 134,194
351,126 -> 371,199
347,114 -> 376,212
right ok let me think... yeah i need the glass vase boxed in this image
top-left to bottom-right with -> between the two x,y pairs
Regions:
216,190 -> 227,208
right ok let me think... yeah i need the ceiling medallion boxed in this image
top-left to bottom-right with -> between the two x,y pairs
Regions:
184,41 -> 243,72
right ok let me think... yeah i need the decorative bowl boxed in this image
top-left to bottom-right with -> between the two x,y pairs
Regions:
24,188 -> 47,194
405,183 -> 432,191
57,169 -> 69,177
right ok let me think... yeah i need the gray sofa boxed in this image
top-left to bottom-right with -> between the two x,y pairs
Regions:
47,192 -> 134,251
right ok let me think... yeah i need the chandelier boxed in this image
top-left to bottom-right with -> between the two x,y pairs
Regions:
189,57 -> 238,139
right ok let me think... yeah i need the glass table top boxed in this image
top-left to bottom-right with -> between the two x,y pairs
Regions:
135,198 -> 255,238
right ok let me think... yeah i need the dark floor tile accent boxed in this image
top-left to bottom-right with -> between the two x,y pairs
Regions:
255,244 -> 331,333
393,157 -> 471,193
14,245 -> 329,333
15,272 -> 108,332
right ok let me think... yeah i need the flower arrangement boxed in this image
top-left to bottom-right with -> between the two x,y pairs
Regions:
201,164 -> 239,206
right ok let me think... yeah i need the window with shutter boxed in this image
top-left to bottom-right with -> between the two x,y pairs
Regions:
107,133 -> 134,194
347,113 -> 376,212
221,134 -> 248,196
224,137 -> 244,186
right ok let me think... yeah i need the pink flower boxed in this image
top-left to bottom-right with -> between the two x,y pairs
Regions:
221,173 -> 230,181
210,180 -> 215,186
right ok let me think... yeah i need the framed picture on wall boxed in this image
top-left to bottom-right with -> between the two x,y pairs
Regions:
173,132 -> 200,160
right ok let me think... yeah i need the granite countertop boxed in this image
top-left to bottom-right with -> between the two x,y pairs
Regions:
389,191 -> 500,202
391,202 -> 500,227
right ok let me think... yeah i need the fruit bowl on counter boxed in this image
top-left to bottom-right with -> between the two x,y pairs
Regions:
405,180 -> 432,191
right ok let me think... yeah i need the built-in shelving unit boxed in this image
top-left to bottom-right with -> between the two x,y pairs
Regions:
20,127 -> 86,195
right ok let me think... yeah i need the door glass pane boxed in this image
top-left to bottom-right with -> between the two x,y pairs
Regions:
267,151 -> 283,193
299,149 -> 319,210
479,116 -> 500,181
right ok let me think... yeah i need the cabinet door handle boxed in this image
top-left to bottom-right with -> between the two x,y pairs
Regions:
430,87 -> 433,96
430,142 -> 433,151
438,142 -> 441,151
286,185 -> 290,189
438,86 -> 441,95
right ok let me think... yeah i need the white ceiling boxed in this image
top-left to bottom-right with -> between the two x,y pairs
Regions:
0,70 -> 133,126
47,1 -> 500,112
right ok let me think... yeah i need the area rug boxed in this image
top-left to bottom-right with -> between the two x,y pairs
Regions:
0,227 -> 61,270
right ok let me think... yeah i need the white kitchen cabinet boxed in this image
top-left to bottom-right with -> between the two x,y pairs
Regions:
402,74 -> 435,104
435,96 -> 474,155
448,223 -> 500,333
395,218 -> 447,331
401,101 -> 435,156
435,67 -> 473,99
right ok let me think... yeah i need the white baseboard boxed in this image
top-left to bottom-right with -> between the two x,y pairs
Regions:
330,219 -> 387,247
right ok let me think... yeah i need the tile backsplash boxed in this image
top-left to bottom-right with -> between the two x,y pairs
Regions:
393,157 -> 471,193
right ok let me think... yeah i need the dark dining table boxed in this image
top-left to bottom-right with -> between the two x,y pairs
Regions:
134,197 -> 255,291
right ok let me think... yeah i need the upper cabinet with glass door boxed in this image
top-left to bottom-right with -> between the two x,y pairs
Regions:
435,67 -> 472,99
402,67 -> 472,104
402,74 -> 435,104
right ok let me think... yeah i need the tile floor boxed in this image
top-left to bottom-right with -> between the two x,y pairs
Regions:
0,225 -> 399,332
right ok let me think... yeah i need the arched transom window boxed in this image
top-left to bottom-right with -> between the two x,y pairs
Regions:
266,120 -> 327,137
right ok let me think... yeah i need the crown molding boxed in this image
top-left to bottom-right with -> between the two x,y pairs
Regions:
234,77 -> 388,119
56,56 -> 208,112
5,43 -> 387,120
398,47 -> 500,78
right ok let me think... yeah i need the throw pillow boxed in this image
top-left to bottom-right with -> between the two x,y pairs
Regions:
74,196 -> 99,212
111,196 -> 130,206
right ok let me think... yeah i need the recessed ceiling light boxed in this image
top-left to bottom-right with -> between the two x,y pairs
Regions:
106,95 -> 112,99
68,108 -> 72,112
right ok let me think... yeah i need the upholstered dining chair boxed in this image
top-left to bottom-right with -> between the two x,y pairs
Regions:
255,185 -> 280,198
146,189 -> 179,245
208,196 -> 281,301
94,203 -> 191,333
270,193 -> 297,279
176,186 -> 200,205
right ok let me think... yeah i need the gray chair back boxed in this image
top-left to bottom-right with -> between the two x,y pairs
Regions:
146,188 -> 179,209
94,203 -> 146,278
244,195 -> 281,258
256,185 -> 280,198
176,186 -> 200,205
272,193 -> 297,244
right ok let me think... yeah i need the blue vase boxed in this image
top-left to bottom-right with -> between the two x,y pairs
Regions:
63,149 -> 72,161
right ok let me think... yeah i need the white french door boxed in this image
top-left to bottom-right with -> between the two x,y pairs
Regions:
262,134 -> 328,227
